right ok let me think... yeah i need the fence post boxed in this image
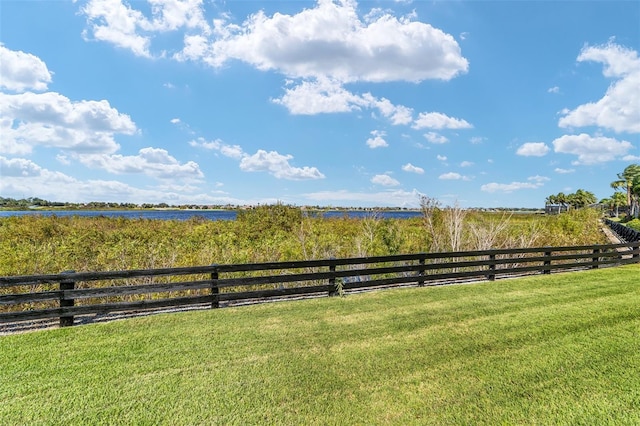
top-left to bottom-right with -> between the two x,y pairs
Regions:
210,264 -> 219,309
633,242 -> 640,261
59,270 -> 75,327
543,248 -> 552,274
418,255 -> 425,287
488,254 -> 496,281
591,248 -> 600,269
328,258 -> 337,296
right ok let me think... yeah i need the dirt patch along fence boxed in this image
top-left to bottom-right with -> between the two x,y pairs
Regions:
1,242 -> 639,328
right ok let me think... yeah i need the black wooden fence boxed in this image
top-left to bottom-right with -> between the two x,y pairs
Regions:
605,219 -> 640,242
1,242 -> 639,328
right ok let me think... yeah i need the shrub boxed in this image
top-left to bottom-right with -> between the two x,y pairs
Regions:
625,219 -> 640,232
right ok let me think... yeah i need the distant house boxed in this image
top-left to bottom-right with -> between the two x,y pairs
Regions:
545,205 -> 569,215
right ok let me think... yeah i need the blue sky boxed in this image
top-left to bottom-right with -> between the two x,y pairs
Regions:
1,0 -> 639,208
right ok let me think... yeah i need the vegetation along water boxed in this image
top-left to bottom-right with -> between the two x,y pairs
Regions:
0,204 -> 607,276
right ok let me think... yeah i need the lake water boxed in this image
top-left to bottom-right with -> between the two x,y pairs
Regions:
0,209 -> 422,221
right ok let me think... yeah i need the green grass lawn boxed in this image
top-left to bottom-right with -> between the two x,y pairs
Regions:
2,265 -> 639,425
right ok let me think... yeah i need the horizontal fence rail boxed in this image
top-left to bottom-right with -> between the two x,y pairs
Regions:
1,242 -> 639,328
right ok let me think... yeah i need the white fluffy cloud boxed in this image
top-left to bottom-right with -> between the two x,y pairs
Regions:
402,163 -> 424,174
78,147 -> 204,180
81,0 -> 210,58
413,112 -> 472,130
0,156 -> 233,204
190,138 -> 322,179
273,78 -> 363,115
0,45 -> 206,186
84,0 -> 468,83
81,1 -> 467,127
552,133 -> 633,165
189,137 -> 244,159
0,91 -> 136,155
272,78 -> 414,125
439,172 -> 469,181
366,130 -> 388,149
423,132 -> 449,144
516,142 -> 550,157
559,42 -> 640,134
240,149 -> 325,180
0,44 -> 52,92
365,94 -> 414,125
371,174 -> 400,186
0,156 -> 43,177
200,0 -> 468,83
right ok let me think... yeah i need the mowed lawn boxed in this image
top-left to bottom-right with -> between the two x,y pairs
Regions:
1,265 -> 639,425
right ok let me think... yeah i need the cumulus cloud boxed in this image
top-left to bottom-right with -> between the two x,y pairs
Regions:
436,155 -> 447,161
81,1 -> 467,126
516,142 -> 550,157
239,149 -> 325,180
190,137 -> 323,180
366,130 -> 388,148
273,78 -> 363,114
548,86 -> 560,94
423,132 -> 449,144
439,172 -> 469,181
558,42 -> 640,133
0,91 -> 136,155
371,173 -> 400,186
0,156 -> 43,177
552,133 -> 633,165
0,156 -> 234,204
413,112 -> 472,130
0,44 -> 52,92
272,78 -> 414,125
189,137 -> 244,159
460,161 -> 473,167
81,0 -> 210,58
88,0 -> 468,83
197,0 -> 468,83
78,147 -> 204,180
364,94 -> 414,125
402,163 -> 424,174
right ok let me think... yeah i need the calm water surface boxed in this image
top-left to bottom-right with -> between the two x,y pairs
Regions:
0,210 -> 422,221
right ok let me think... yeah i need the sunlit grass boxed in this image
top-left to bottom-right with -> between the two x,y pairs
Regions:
2,265 -> 639,424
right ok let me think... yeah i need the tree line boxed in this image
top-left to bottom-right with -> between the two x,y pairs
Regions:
546,164 -> 640,218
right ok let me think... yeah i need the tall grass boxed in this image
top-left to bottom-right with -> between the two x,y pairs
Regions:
0,208 -> 607,276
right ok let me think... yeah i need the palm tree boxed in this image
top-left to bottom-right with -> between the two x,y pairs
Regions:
572,189 -> 597,208
611,192 -> 627,217
611,164 -> 640,218
556,192 -> 568,212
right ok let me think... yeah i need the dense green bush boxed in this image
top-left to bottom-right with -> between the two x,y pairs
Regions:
625,218 -> 640,231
